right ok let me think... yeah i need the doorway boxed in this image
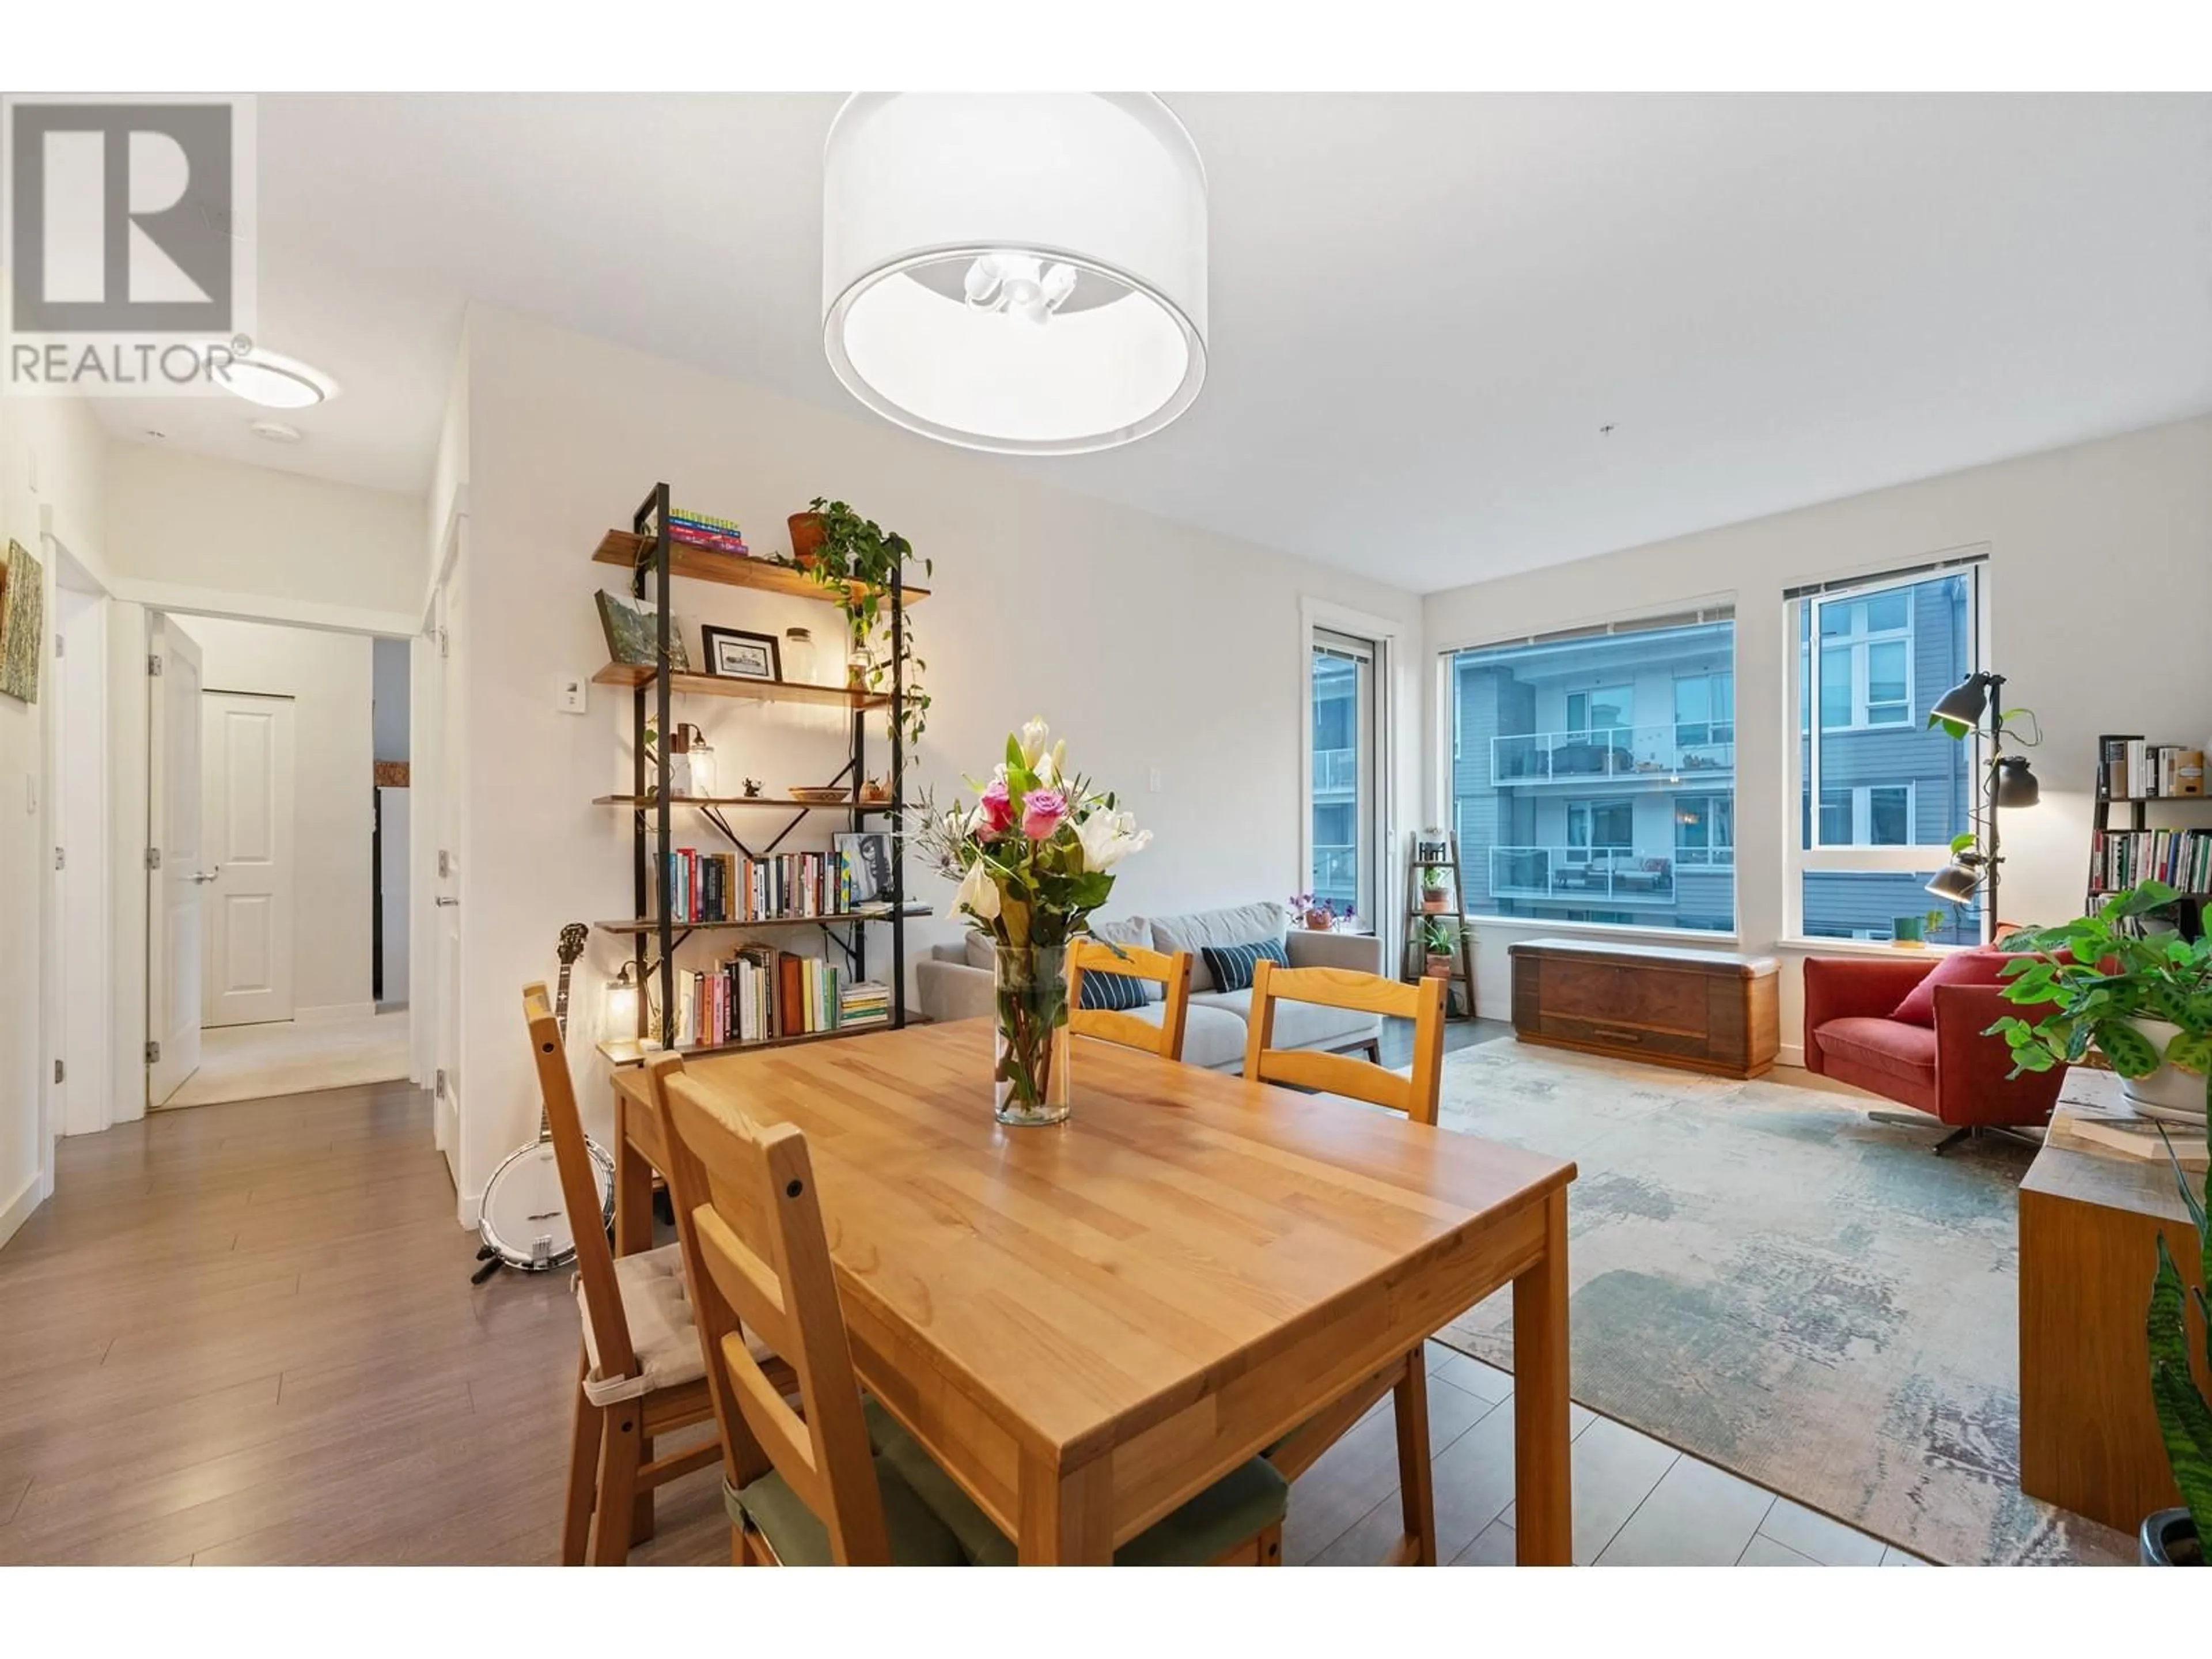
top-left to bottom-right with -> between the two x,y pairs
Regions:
1309,626 -> 1384,929
146,612 -> 410,1110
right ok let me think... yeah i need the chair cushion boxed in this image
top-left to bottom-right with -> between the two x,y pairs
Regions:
1178,1003 -> 1251,1071
1193,987 -> 1379,1056
963,931 -> 997,971
1813,1016 -> 1939,1089
871,1410 -> 1287,1566
1150,902 -> 1289,993
577,1242 -> 769,1407
1199,937 -> 1291,995
726,1467 -> 969,1567
1889,949 -> 2016,1027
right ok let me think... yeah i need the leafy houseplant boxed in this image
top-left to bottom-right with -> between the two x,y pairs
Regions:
1420,865 -> 1450,913
1987,881 -> 2212,1113
1421,916 -> 1457,978
795,497 -> 931,771
2146,1131 -> 2212,1563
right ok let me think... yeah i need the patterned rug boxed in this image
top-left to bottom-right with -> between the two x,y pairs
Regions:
1429,1039 -> 2134,1566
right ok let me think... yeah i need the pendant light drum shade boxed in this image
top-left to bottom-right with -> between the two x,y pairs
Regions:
822,93 -> 1208,455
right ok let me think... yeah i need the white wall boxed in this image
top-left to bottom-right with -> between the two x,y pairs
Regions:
1422,415 -> 2212,1059
372,637 -> 410,763
185,616 -> 377,1019
104,440 -> 426,628
56,588 -> 111,1138
450,304 -> 1425,1210
0,382 -> 108,1244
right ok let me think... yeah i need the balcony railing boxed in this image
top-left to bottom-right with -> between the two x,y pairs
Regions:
1490,722 -> 1734,785
1311,843 -> 1359,907
1312,747 -> 1359,794
1490,845 -> 1683,902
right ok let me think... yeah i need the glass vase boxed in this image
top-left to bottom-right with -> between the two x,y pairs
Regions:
993,944 -> 1072,1126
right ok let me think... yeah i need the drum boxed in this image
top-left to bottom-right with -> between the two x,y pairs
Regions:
477,1135 -> 615,1274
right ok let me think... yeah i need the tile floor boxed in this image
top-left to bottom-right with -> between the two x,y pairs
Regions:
1290,1340 -> 1930,1567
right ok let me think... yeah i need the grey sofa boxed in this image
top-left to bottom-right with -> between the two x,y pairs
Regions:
915,899 -> 1384,1071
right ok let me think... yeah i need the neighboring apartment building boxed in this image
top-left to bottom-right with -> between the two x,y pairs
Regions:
1446,574 -> 1976,942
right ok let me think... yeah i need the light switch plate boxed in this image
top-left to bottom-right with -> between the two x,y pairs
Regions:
558,675 -> 588,715
1149,768 -> 1163,793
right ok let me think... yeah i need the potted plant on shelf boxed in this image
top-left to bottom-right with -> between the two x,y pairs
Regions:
793,497 -> 932,770
1287,892 -> 1345,931
1421,917 -> 1457,979
1987,880 -> 2212,1119
1419,866 -> 1451,913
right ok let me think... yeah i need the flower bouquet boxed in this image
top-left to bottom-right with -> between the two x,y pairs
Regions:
912,718 -> 1151,1125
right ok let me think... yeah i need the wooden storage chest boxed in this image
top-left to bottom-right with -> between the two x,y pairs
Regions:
1506,937 -> 1780,1079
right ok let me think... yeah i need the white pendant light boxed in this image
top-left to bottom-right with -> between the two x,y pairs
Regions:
822,93 -> 1208,456
215,348 -> 338,410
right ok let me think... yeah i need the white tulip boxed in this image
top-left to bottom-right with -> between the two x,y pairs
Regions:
949,857 -> 1001,923
1018,717 -> 1050,768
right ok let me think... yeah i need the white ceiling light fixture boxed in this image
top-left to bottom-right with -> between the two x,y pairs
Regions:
248,419 -> 304,444
822,93 -> 1208,456
216,347 -> 339,410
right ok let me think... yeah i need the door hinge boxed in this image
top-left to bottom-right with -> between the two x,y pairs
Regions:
54,633 -> 63,659
54,1059 -> 65,1085
54,846 -> 64,871
145,1040 -> 161,1066
145,846 -> 162,870
434,1067 -> 448,1099
148,654 -> 164,677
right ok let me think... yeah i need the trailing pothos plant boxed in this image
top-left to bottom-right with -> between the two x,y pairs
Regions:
1986,880 -> 2212,1081
800,497 -> 932,768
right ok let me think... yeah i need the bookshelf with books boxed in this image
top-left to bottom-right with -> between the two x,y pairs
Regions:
594,480 -> 919,1066
2089,733 -> 2212,936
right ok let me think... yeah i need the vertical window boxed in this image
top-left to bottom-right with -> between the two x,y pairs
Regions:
1446,609 -> 1734,933
1788,565 -> 1983,945
1309,628 -> 1381,926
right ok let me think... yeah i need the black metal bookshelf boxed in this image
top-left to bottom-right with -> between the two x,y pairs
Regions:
592,481 -> 920,1062
2088,736 -> 2210,940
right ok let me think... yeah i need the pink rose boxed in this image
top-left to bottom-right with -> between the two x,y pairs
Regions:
978,778 -> 1013,835
1021,788 -> 1068,840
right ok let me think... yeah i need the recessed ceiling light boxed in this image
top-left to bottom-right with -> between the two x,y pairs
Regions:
248,419 -> 304,444
216,349 -> 338,410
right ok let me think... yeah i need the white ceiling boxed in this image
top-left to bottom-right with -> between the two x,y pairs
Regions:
92,92 -> 2212,593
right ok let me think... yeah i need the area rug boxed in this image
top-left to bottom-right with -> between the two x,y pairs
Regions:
1428,1039 -> 2134,1566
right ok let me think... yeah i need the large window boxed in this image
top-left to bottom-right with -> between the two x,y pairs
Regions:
1309,628 -> 1380,923
1789,563 -> 1982,945
1448,608 -> 1735,933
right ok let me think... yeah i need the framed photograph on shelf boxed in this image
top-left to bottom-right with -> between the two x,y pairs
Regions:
702,626 -> 781,683
834,830 -> 896,908
594,589 -> 690,671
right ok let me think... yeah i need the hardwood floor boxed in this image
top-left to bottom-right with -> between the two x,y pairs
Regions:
1,1068 -> 1917,1567
0,1078 -> 719,1566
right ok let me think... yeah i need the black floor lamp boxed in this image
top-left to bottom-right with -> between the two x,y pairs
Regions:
1925,670 -> 2040,940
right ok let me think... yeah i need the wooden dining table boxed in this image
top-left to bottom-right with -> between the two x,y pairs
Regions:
610,1018 -> 1577,1564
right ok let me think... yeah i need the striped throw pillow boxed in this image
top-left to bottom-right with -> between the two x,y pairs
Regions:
1077,967 -> 1150,1012
1199,935 -> 1289,994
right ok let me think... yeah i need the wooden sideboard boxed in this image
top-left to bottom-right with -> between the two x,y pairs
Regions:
2020,1070 -> 2206,1534
1506,937 -> 1780,1079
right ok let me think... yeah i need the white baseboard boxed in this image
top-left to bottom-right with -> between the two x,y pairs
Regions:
0,1171 -> 46,1253
1778,1042 -> 1807,1070
294,1001 -> 377,1024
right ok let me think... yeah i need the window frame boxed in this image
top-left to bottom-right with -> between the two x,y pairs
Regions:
1784,559 -> 1986,942
1815,591 -> 1915,732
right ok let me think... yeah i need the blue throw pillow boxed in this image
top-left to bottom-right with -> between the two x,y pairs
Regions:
1077,965 -> 1150,1012
1199,935 -> 1289,994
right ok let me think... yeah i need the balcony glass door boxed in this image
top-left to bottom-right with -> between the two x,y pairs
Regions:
1310,629 -> 1380,927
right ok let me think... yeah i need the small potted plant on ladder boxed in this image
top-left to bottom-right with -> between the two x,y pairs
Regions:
1420,865 -> 1451,914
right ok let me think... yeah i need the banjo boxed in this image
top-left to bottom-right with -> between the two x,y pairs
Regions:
471,923 -> 618,1285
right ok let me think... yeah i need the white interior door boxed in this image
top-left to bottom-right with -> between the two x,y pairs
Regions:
200,691 -> 297,1028
146,616 -> 204,1107
433,559 -> 465,1190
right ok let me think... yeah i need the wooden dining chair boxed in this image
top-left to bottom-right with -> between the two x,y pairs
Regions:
524,984 -> 723,1565
1242,960 -> 1450,1565
1068,939 -> 1194,1060
660,1070 -> 1290,1566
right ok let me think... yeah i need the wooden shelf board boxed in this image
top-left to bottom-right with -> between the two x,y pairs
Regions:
593,793 -> 899,812
597,1021 -> 895,1067
589,661 -> 892,709
592,904 -> 929,937
593,529 -> 930,607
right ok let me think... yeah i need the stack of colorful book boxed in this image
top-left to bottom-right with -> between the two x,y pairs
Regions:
668,506 -> 749,558
838,980 -> 891,1030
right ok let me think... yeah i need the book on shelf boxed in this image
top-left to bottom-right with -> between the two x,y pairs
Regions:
2097,735 -> 2208,800
2091,827 -> 2212,897
665,946 -> 885,1050
657,845 -> 877,923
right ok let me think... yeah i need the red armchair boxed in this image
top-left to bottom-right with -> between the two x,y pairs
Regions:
1802,953 -> 2062,1152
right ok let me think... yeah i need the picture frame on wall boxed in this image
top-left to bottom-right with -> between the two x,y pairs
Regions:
0,539 -> 46,704
702,626 -> 781,683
